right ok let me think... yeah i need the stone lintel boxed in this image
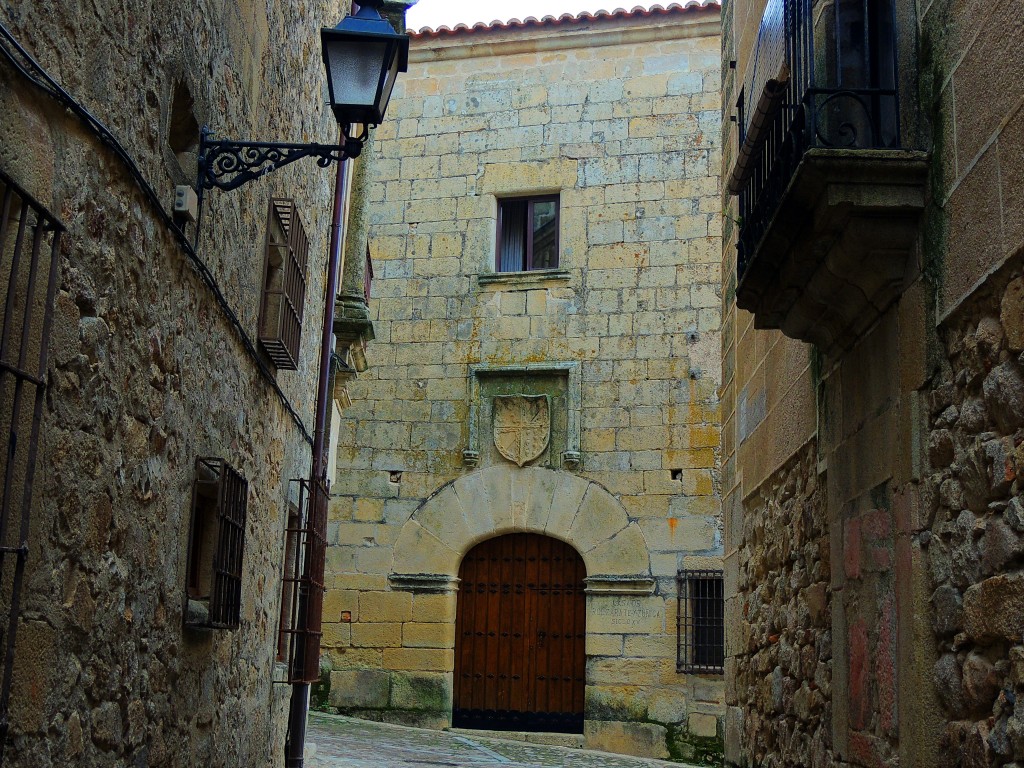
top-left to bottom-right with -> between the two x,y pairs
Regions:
476,269 -> 571,289
584,575 -> 657,595
736,148 -> 929,355
389,573 -> 461,594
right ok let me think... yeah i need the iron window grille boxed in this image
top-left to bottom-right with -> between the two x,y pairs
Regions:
496,195 -> 559,272
0,168 -> 63,759
677,569 -> 724,674
185,457 -> 249,630
258,198 -> 309,370
277,502 -> 302,663
730,0 -> 901,278
278,476 -> 328,683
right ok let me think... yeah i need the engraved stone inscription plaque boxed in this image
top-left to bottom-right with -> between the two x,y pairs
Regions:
588,596 -> 665,634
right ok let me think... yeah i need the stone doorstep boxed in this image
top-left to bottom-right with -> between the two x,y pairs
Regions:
307,713 -> 706,767
447,726 -> 586,749
446,727 -> 706,767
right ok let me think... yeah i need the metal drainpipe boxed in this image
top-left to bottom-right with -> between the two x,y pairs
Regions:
285,129 -> 349,768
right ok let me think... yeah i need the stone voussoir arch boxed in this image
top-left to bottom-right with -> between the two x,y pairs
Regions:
390,464 -> 651,586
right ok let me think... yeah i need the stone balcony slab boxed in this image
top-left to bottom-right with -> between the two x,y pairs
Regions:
736,148 -> 929,354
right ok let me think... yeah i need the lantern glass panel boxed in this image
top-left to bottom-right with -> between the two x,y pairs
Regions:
377,44 -> 401,119
325,38 -> 388,108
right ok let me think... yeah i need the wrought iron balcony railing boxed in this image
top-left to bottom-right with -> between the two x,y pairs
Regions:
729,0 -> 902,277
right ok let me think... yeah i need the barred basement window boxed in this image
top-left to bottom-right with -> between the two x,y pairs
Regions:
258,198 -> 309,370
496,195 -> 559,272
185,457 -> 248,630
677,569 -> 724,674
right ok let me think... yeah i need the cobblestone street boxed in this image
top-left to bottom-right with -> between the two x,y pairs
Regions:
307,713 -> 697,768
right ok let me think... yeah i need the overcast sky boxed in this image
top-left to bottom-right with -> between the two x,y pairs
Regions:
406,1 -> 659,30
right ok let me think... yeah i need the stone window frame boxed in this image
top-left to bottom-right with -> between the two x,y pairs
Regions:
676,568 -> 725,674
463,362 -> 582,469
184,457 -> 248,631
494,193 -> 560,273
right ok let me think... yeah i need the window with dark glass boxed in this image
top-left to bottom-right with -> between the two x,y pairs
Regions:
364,244 -> 374,302
731,0 -> 902,271
496,195 -> 559,272
677,569 -> 724,674
185,457 -> 248,630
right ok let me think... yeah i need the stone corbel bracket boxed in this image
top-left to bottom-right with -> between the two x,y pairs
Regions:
388,573 -> 461,594
333,294 -> 376,351
584,575 -> 657,595
332,294 -> 375,403
736,149 -> 930,355
464,362 -> 582,470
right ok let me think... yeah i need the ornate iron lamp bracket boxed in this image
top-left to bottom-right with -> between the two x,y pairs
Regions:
197,126 -> 364,193
191,124 -> 366,248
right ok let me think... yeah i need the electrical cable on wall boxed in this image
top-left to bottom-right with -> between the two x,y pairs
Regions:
0,21 -> 314,448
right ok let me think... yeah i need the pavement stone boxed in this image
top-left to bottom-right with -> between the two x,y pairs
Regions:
307,712 -> 696,768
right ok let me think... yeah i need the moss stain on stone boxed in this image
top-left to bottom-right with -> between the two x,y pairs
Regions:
667,723 -> 725,766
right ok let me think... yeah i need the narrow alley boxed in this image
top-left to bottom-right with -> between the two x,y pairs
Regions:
307,713 -> 700,768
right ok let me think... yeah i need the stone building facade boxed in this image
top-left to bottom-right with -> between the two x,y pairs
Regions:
323,4 -> 726,762
721,0 -> 1024,766
0,0 -> 393,765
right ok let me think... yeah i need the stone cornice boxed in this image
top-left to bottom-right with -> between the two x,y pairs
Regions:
584,576 -> 657,595
409,12 -> 720,64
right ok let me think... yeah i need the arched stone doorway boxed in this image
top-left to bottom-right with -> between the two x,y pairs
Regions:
453,533 -> 586,734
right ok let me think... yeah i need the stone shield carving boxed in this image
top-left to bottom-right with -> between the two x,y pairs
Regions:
493,395 -> 550,467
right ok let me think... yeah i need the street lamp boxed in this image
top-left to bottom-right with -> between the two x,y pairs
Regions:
321,4 -> 409,129
194,0 -> 409,198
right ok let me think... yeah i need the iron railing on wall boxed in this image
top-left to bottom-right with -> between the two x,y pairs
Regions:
676,569 -> 725,674
0,169 -> 64,759
733,0 -> 901,277
279,476 -> 328,683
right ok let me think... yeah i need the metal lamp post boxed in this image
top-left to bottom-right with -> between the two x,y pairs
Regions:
189,3 -> 408,767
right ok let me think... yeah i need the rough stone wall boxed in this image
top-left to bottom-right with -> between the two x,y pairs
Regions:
0,0 -> 357,764
728,444 -> 832,768
324,7 -> 726,762
925,257 -> 1024,767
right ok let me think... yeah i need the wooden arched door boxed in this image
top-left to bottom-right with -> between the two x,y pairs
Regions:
453,533 -> 586,733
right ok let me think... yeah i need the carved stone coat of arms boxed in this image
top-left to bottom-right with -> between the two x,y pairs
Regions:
492,395 -> 550,467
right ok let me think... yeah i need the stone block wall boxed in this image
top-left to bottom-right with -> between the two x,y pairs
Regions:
0,0 -> 363,764
324,6 -> 726,762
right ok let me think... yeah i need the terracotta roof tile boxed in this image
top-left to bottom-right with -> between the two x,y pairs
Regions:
412,2 -> 721,38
